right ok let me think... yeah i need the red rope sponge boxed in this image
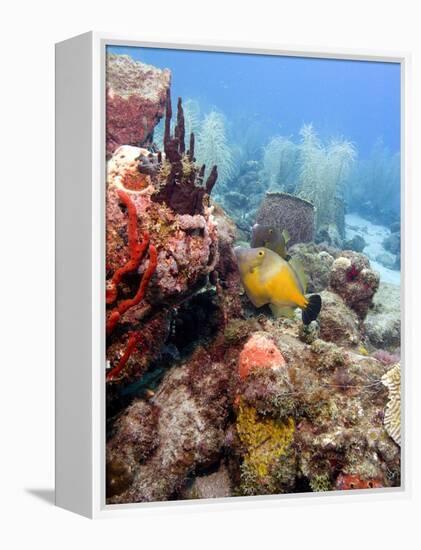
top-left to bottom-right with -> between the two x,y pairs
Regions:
106,189 -> 150,305
106,332 -> 143,381
106,244 -> 157,334
106,189 -> 158,382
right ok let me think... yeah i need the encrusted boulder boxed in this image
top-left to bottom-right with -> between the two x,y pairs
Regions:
383,232 -> 400,255
107,351 -> 232,504
288,242 -> 335,292
376,252 -> 396,270
179,463 -> 233,500
364,283 -> 401,351
106,54 -> 171,156
343,234 -> 367,253
106,400 -> 160,498
329,251 -> 380,319
315,223 -> 343,249
318,290 -> 361,347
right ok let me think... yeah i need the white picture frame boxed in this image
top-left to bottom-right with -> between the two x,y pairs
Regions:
55,32 -> 410,519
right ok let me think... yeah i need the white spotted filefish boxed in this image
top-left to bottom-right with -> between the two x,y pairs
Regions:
234,246 -> 321,324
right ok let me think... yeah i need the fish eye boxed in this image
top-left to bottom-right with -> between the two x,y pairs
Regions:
258,250 -> 265,257
268,229 -> 273,234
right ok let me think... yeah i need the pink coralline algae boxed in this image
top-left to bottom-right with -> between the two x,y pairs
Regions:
335,473 -> 383,490
372,349 -> 400,365
238,332 -> 286,379
106,54 -> 171,156
329,250 -> 380,319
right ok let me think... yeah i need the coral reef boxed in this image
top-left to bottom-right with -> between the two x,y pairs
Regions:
383,232 -> 400,255
106,96 -> 220,384
371,349 -> 400,366
381,363 -> 401,446
106,54 -> 171,156
215,160 -> 264,235
230,319 -> 400,496
329,251 -> 380,319
335,473 -> 383,490
104,54 -> 401,505
256,192 -> 315,246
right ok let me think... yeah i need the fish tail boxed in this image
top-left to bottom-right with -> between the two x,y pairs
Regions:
302,294 -> 322,325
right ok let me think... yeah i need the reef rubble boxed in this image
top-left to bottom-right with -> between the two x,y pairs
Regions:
106,54 -> 171,156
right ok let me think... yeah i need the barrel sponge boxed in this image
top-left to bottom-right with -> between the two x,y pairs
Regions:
381,363 -> 401,446
256,192 -> 315,246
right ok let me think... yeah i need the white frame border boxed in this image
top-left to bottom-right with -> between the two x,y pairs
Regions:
58,32 -> 412,519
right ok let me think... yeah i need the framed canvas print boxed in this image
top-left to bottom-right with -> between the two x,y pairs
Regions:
55,33 -> 408,518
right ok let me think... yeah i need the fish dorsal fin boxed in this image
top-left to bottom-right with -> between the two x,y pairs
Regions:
282,229 -> 291,245
289,256 -> 307,294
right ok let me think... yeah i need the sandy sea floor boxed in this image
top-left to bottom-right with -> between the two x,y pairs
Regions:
345,213 -> 400,286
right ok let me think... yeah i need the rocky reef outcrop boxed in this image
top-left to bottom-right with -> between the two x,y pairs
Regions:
106,54 -> 171,156
231,319 -> 400,496
329,251 -> 380,319
107,350 -> 232,503
364,283 -> 401,351
106,94 -> 219,386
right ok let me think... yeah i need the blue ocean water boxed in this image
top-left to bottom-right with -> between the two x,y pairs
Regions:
108,45 -> 400,157
107,45 -> 401,282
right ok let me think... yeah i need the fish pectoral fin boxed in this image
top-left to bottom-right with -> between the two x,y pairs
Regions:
282,229 -> 291,245
270,303 -> 296,319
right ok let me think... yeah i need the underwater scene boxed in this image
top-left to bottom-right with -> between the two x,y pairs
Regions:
105,46 -> 401,504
